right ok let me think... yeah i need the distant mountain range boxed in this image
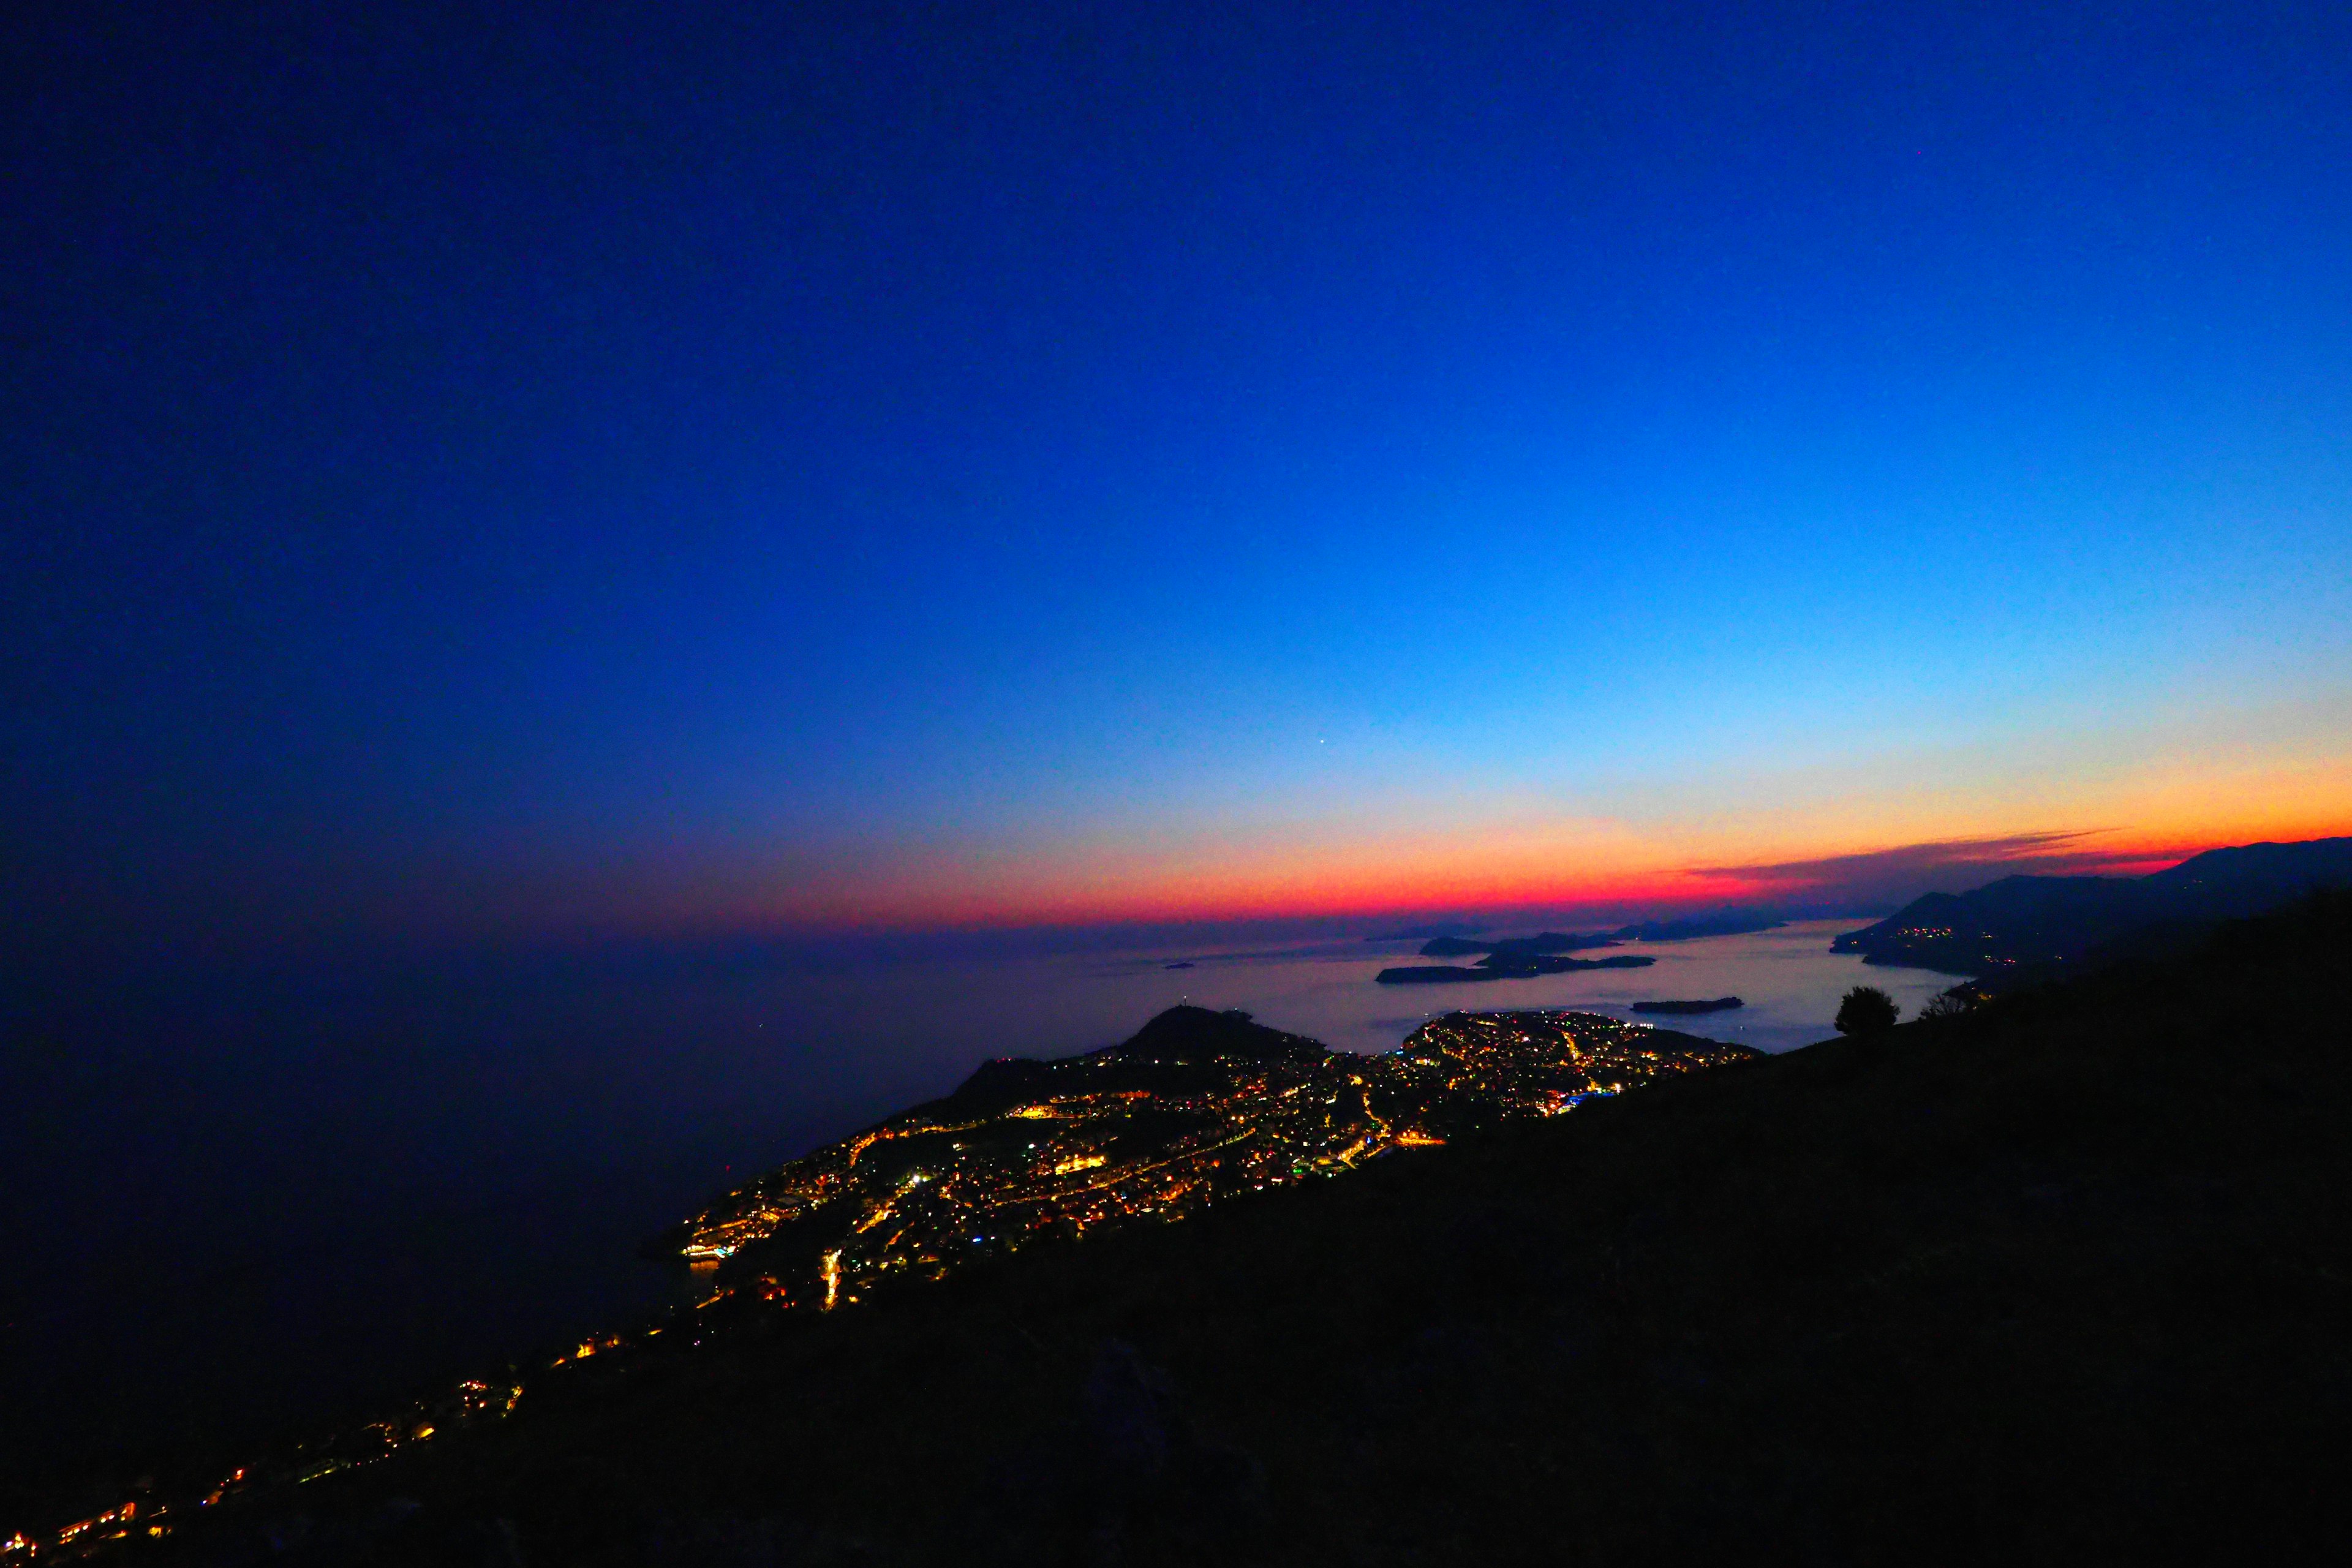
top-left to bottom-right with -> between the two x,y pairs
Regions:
1833,837 -> 2352,974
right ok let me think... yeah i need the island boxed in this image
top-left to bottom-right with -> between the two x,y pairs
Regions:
1611,911 -> 1784,941
1363,922 -> 1487,942
1418,930 -> 1616,957
1377,954 -> 1656,985
1630,996 -> 1744,1014
1377,965 -> 1498,984
1412,910 -> 1787,960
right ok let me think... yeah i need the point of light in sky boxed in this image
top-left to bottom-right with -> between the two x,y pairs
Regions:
6,1 -> 2350,953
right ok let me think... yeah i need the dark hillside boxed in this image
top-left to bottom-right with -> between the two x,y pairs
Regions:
156,899 -> 2352,1566
1833,834 -> 2352,972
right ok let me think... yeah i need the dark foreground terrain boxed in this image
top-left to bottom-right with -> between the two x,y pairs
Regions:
147,898 -> 2352,1564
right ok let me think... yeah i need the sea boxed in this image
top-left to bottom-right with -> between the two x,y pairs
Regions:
1,918 -> 1952,1512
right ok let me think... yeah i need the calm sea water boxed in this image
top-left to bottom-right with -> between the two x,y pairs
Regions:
1083,918 -> 1957,1055
2,919 -> 1948,1506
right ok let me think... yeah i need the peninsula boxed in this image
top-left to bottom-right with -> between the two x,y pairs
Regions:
1833,836 -> 2352,973
657,1003 -> 1743,1296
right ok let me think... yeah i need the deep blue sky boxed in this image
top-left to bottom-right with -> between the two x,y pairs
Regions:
9,0 -> 2351,954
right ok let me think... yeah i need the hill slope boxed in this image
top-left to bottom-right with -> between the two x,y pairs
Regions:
153,898 -> 2352,1565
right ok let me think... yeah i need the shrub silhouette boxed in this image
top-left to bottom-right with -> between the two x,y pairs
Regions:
1834,984 -> 1900,1035
1919,990 -> 1973,1020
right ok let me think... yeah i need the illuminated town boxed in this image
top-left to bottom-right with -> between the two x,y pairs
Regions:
670,1005 -> 1760,1312
7,1006 -> 1754,1561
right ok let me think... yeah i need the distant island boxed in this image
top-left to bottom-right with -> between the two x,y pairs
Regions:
1419,930 -> 1617,957
1833,837 -> 2352,974
1613,910 -> 1785,942
1415,908 -> 1785,959
1631,996 -> 1744,1014
1164,961 -> 1195,970
1363,921 -> 1487,942
1378,954 -> 1656,985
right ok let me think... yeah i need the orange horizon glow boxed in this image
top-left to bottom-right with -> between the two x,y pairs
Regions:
221,698 -> 2351,951
716,810 -> 2352,938
710,696 -> 2352,937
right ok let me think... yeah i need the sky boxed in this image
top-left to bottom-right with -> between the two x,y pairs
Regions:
8,0 -> 2351,957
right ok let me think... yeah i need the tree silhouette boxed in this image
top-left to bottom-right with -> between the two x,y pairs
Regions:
1835,985 -> 1900,1035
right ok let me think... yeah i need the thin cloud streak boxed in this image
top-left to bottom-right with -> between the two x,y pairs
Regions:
1692,830 -> 2181,913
